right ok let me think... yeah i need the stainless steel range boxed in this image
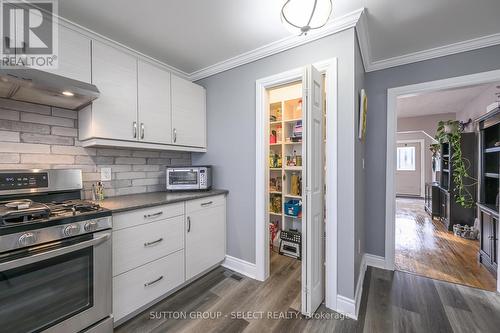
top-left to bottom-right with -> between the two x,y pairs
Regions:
0,169 -> 113,333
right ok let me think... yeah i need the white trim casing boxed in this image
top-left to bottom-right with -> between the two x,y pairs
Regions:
364,254 -> 386,269
222,255 -> 257,280
385,70 -> 500,290
396,139 -> 425,198
254,58 -> 338,310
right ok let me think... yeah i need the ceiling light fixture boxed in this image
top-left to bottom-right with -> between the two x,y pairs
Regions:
62,91 -> 74,97
281,0 -> 333,36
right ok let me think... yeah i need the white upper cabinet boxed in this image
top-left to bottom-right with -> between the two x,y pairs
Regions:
137,60 -> 172,144
171,75 -> 206,148
42,26 -> 91,83
91,41 -> 138,141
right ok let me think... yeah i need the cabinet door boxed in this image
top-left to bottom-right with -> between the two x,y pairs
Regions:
137,60 -> 172,144
492,217 -> 498,266
41,25 -> 91,83
91,41 -> 138,141
171,75 -> 206,148
481,211 -> 493,260
185,201 -> 225,280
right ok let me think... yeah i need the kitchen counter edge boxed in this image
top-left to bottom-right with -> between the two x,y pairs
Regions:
98,189 -> 228,214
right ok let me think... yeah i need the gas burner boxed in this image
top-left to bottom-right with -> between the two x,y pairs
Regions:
0,201 -> 51,225
47,200 -> 102,216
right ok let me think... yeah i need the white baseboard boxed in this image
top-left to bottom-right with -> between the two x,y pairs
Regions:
365,254 -> 386,269
336,295 -> 357,320
222,255 -> 257,279
337,253 -> 385,320
336,254 -> 366,320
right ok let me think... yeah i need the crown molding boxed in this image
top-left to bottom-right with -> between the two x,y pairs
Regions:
361,31 -> 500,73
189,8 -> 364,81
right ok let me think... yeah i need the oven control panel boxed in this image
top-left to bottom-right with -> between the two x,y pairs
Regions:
0,172 -> 48,191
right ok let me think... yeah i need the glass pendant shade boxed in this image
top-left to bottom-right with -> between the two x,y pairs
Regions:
281,0 -> 333,35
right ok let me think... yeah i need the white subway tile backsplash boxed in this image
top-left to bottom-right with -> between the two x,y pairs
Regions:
115,171 -> 147,180
21,113 -> 75,127
0,99 -> 191,198
0,153 -> 20,163
51,126 -> 78,137
0,109 -> 20,121
0,130 -> 20,142
21,133 -> 74,146
0,100 -> 51,114
0,119 -> 51,134
21,154 -> 75,164
1,142 -> 50,154
52,145 -> 96,156
52,108 -> 78,119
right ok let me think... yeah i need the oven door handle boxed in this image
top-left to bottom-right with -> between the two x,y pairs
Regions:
0,233 -> 111,271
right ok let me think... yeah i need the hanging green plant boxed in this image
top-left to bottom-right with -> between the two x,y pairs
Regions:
435,120 -> 476,208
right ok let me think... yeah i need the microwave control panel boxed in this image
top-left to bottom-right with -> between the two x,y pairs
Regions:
199,169 -> 206,186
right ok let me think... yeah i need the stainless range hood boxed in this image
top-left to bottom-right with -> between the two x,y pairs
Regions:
0,68 -> 99,110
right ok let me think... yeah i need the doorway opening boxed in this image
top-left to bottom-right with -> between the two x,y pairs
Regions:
255,59 -> 337,317
388,76 -> 500,292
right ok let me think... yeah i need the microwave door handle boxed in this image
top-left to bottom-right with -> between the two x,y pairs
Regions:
0,233 -> 111,271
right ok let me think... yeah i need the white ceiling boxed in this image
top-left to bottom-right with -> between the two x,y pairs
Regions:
58,0 -> 500,75
397,84 -> 492,118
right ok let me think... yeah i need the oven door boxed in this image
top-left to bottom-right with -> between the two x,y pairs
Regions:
0,230 -> 112,333
167,168 -> 200,190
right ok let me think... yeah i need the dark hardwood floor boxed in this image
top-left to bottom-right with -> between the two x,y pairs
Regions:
395,197 -> 497,291
115,251 -> 500,333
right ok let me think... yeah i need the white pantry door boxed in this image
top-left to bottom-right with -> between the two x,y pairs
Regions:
302,65 -> 324,316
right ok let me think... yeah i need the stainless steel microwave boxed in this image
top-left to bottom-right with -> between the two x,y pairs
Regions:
166,166 -> 212,191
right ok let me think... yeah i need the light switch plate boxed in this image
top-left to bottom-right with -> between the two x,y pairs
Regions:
100,167 -> 112,181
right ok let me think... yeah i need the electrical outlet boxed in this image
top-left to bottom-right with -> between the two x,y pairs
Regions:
100,167 -> 112,181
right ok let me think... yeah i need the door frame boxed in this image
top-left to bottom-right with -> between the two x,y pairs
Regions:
255,58 -> 338,309
385,69 -> 500,293
395,139 -> 425,198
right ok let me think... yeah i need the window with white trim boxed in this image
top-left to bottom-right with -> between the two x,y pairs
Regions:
397,146 -> 416,171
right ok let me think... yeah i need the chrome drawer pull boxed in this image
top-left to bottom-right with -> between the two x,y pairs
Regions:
144,275 -> 163,287
187,216 -> 191,232
201,201 -> 213,207
144,238 -> 163,247
144,211 -> 163,218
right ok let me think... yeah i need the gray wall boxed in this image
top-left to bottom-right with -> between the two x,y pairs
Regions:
193,29 -> 360,298
364,44 -> 500,256
0,99 -> 191,199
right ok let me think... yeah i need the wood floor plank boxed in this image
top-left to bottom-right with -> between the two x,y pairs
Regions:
395,198 -> 496,291
115,253 -> 500,333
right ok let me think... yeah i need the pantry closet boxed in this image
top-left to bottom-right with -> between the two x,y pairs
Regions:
265,65 -> 326,316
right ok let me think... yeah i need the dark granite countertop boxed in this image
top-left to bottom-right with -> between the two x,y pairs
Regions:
98,189 -> 228,213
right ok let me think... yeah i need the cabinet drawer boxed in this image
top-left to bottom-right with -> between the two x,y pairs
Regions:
186,195 -> 225,213
113,202 -> 184,230
113,215 -> 184,276
113,250 -> 185,321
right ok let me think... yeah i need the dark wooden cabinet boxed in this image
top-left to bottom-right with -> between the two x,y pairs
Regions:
476,107 -> 500,274
425,183 -> 441,217
478,204 -> 498,274
439,133 -> 477,230
439,188 -> 450,227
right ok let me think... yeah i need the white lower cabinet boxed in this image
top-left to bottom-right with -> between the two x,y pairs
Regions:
113,250 -> 185,321
186,195 -> 226,280
112,195 -> 226,323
